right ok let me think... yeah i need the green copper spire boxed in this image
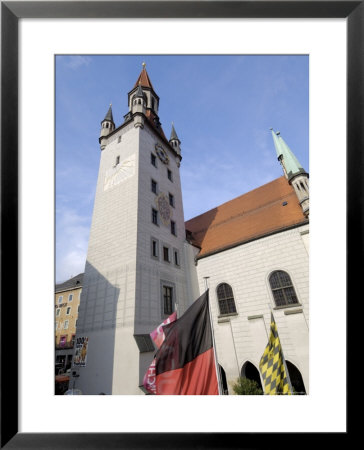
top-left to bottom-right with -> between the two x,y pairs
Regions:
270,128 -> 307,181
270,128 -> 282,159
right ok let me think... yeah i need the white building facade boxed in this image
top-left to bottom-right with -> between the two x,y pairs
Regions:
74,66 -> 309,395
194,224 -> 309,394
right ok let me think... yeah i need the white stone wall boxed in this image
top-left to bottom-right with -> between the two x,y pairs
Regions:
77,118 -> 192,394
193,224 -> 309,394
76,123 -> 142,394
134,124 -> 192,384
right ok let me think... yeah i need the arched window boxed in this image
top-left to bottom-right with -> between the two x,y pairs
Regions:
216,283 -> 237,315
286,361 -> 306,394
241,361 -> 263,391
218,364 -> 229,395
269,270 -> 299,307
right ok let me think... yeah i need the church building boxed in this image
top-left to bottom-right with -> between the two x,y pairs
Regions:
74,64 -> 309,395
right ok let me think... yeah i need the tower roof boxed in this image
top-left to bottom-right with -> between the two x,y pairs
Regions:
270,128 -> 307,180
169,123 -> 180,142
270,128 -> 282,159
103,104 -> 114,123
133,63 -> 154,90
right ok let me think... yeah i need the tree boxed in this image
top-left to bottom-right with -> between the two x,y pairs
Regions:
232,377 -> 263,395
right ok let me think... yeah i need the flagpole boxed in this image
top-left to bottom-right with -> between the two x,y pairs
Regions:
204,277 -> 223,395
268,304 -> 294,394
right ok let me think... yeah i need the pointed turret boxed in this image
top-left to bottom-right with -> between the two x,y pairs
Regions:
131,82 -> 147,122
128,63 -> 159,116
99,104 -> 115,148
169,123 -> 181,155
133,62 -> 154,90
104,104 -> 114,124
271,128 -> 309,217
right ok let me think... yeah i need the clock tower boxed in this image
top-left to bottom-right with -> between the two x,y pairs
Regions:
75,64 -> 192,394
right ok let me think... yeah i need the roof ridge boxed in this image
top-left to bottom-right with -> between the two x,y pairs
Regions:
190,191 -> 297,235
186,176 -> 285,223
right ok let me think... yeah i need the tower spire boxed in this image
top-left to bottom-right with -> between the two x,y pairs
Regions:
169,122 -> 181,156
104,104 -> 114,123
271,128 -> 309,217
126,64 -> 162,135
99,104 -> 115,147
133,63 -> 154,90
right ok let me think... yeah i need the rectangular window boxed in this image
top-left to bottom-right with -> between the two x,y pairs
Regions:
163,246 -> 170,262
174,249 -> 180,266
152,208 -> 158,225
167,169 -> 173,181
151,238 -> 159,259
60,335 -> 67,347
116,155 -> 120,165
71,335 -> 76,346
163,286 -> 173,316
151,153 -> 157,167
151,179 -> 157,194
58,296 -> 63,303
169,193 -> 175,207
68,294 -> 73,302
55,322 -> 58,330
64,320 -> 69,330
118,136 -> 121,143
66,307 -> 71,315
171,220 -> 176,236
134,334 -> 155,353
56,308 -> 60,316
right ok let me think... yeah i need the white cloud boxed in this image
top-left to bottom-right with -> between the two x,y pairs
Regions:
62,55 -> 92,70
56,208 -> 90,283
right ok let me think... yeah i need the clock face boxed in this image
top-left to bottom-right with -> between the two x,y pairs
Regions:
155,144 -> 169,165
104,154 -> 135,191
156,193 -> 171,225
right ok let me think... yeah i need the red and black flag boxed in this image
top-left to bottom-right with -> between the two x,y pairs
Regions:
153,290 -> 219,395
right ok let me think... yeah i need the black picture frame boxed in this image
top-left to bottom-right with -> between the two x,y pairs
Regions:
1,1 -> 359,448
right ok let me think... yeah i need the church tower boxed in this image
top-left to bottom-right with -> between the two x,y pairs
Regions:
271,128 -> 309,217
75,64 -> 191,394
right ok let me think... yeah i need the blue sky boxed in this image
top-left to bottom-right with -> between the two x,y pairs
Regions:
56,55 -> 308,283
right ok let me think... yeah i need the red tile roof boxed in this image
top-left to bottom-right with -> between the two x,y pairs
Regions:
134,68 -> 154,90
185,177 -> 307,258
145,109 -> 168,142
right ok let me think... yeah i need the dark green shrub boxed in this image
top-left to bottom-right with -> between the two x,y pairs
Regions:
232,377 -> 263,395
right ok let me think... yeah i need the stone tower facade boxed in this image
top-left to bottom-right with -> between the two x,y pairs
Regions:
75,65 -> 192,394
